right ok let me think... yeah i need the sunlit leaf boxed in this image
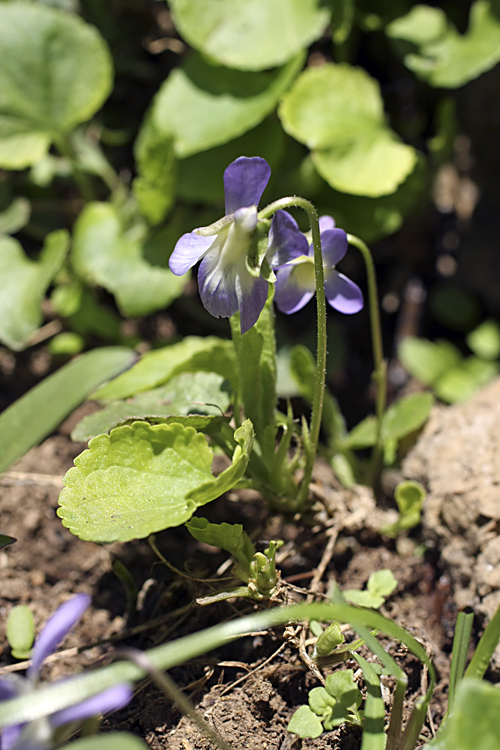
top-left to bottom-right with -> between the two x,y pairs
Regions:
0,3 -> 112,168
398,336 -> 462,386
133,116 -> 177,225
150,51 -> 304,158
169,0 -> 330,71
466,320 -> 500,360
381,391 -> 433,441
72,372 -> 232,441
279,64 -> 417,196
0,231 -> 68,350
0,347 -> 136,474
58,420 -> 253,542
92,336 -> 238,401
185,517 -> 255,569
387,1 -> 500,88
71,203 -> 185,317
0,198 -> 30,235
288,705 -> 324,739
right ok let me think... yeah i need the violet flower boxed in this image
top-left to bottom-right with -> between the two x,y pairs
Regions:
0,594 -> 132,750
169,156 -> 307,334
274,216 -> 364,315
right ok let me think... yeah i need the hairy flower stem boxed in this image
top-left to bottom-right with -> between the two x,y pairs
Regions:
346,234 -> 387,487
259,197 -> 327,508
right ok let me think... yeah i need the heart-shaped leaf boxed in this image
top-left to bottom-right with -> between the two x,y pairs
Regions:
279,64 -> 417,196
0,3 -> 112,168
150,51 -> 304,158
71,203 -> 185,317
58,420 -> 253,542
169,0 -> 330,71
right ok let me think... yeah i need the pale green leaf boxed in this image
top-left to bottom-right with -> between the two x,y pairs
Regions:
151,51 -> 304,158
343,416 -> 378,449
387,1 -> 500,88
367,570 -> 398,599
169,0 -> 330,71
398,336 -> 462,386
0,347 -> 136,474
92,336 -> 238,401
435,358 -> 499,403
325,669 -> 362,708
0,230 -> 68,350
7,605 -> 35,659
309,686 -> 336,715
72,372 -> 232,441
381,391 -> 433,441
0,3 -> 112,168
0,198 -> 30,235
466,320 -> 500,360
58,419 -> 253,542
71,203 -> 185,317
383,480 -> 425,537
185,517 -> 255,569
436,679 -> 500,750
279,64 -> 417,196
288,705 -> 324,739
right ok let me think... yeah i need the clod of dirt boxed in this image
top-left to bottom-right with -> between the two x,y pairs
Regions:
402,377 -> 500,646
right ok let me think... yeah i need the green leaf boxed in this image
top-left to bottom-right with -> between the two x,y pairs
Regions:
387,1 -> 500,89
343,416 -> 378,449
279,64 -> 417,196
150,51 -> 304,158
169,0 -> 330,71
92,336 -> 238,401
0,231 -> 68,350
69,734 -> 149,750
7,605 -> 35,660
288,705 -> 324,739
0,347 -> 135,474
133,116 -> 177,225
434,358 -> 499,403
309,686 -> 336,715
325,670 -> 362,709
0,3 -> 112,168
185,517 -> 255,570
0,198 -> 30,235
381,391 -> 433,442
398,336 -> 462,386
383,479 -> 425,537
351,653 -> 386,750
57,419 -> 253,542
434,679 -> 500,750
71,203 -> 185,317
466,320 -> 500,360
0,534 -> 16,550
344,571 -> 397,609
72,372 -> 232,441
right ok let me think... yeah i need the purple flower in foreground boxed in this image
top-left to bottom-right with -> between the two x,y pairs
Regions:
274,216 -> 364,316
0,594 -> 132,750
169,156 -> 307,334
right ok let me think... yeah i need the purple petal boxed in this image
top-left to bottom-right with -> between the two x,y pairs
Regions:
320,228 -> 348,266
198,247 -> 239,320
325,270 -> 364,314
224,157 -> 271,214
28,594 -> 90,680
238,276 -> 269,334
1,723 -> 25,750
52,684 -> 133,727
169,232 -> 215,276
274,264 -> 315,315
267,210 -> 309,268
319,215 -> 336,233
0,680 -> 20,701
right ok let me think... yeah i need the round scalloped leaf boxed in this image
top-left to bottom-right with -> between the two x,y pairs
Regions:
169,0 -> 330,71
58,420 -> 253,542
150,51 -> 304,158
0,3 -> 112,169
279,64 -> 417,196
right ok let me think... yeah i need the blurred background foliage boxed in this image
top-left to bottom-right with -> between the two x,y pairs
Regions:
1,0 -> 500,420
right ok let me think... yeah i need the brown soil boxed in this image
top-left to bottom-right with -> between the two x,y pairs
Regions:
3,379 -> 499,749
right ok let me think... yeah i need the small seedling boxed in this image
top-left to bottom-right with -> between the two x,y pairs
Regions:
7,605 -> 35,660
383,480 -> 426,538
343,569 -> 398,609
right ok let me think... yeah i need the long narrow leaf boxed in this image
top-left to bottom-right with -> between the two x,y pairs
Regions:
352,653 -> 386,750
465,602 -> 500,680
0,602 -> 435,727
0,347 -> 136,474
448,611 -> 474,711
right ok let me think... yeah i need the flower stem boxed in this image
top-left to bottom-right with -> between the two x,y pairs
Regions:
259,197 -> 327,508
347,233 -> 387,486
54,134 -> 96,203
